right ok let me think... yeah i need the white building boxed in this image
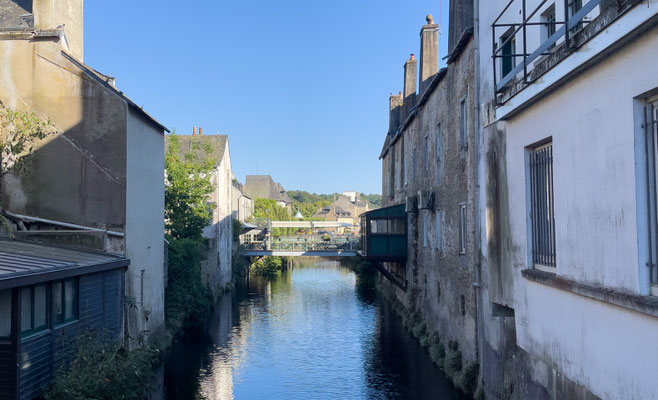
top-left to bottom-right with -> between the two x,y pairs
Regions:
478,0 -> 658,399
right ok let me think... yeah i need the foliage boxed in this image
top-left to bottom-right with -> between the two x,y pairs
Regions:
44,332 -> 161,400
254,198 -> 291,220
232,218 -> 242,243
359,193 -> 382,208
164,132 -> 215,240
0,107 -> 54,177
251,256 -> 282,276
165,238 -> 213,333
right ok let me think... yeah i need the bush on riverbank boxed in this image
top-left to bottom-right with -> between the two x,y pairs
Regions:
165,238 -> 214,333
252,256 -> 282,276
44,332 -> 163,400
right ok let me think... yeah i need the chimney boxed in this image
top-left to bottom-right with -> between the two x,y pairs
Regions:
420,14 -> 439,96
193,126 -> 197,135
389,92 -> 403,134
402,54 -> 417,122
199,127 -> 203,136
33,0 -> 84,60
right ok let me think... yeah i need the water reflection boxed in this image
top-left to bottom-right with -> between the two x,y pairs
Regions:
161,258 -> 466,400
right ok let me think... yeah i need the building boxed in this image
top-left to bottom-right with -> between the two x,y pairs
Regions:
165,133 -> 234,297
231,180 -> 254,223
477,0 -> 658,398
0,0 -> 168,364
365,5 -> 480,384
0,240 -> 128,400
244,175 -> 293,210
312,192 -> 370,233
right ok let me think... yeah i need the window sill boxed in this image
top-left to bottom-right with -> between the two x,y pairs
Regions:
522,269 -> 658,319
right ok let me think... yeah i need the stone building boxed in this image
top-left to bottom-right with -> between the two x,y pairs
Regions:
477,0 -> 658,399
376,5 -> 480,378
0,0 -> 168,350
244,175 -> 293,210
231,179 -> 254,223
165,133 -> 234,296
312,192 -> 370,233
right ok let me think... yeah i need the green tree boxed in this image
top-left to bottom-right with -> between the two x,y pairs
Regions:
164,132 -> 215,240
253,198 -> 291,220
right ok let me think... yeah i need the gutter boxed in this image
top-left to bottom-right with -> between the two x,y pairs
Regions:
3,211 -> 125,237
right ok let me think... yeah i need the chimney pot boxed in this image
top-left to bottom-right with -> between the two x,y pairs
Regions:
426,14 -> 434,24
410,53 -> 415,60
193,126 -> 196,135
199,127 -> 203,136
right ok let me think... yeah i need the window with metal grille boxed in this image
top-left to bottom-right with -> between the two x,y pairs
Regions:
460,98 -> 468,150
541,4 -> 556,50
644,98 -> 658,287
529,142 -> 556,268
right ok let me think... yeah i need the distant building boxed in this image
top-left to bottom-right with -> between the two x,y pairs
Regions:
244,175 -> 293,210
231,180 -> 254,223
165,133 -> 234,297
313,193 -> 370,233
0,0 -> 167,397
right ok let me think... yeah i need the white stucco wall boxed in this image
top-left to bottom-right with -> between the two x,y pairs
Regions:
125,108 -> 165,340
502,14 -> 658,400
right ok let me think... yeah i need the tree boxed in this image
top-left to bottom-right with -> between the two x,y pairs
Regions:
164,132 -> 215,240
0,107 -> 55,228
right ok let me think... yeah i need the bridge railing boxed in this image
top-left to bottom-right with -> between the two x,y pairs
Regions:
241,235 -> 361,252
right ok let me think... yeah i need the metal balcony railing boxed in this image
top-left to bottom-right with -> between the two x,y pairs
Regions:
492,0 -> 601,93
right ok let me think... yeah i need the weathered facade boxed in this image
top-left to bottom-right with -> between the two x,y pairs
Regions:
0,0 -> 167,352
377,8 -> 480,377
477,0 -> 658,399
165,134 -> 234,296
231,180 -> 254,223
244,175 -> 293,210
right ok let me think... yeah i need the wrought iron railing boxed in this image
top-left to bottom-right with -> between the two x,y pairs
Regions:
492,0 -> 601,93
242,236 -> 361,252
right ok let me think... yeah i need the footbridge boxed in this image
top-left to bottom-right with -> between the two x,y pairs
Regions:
240,221 -> 360,257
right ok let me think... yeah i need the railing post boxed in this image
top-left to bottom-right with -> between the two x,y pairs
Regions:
522,0 -> 528,83
564,0 -> 570,48
492,25 -> 498,92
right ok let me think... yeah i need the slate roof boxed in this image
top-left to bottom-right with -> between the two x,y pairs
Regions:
244,175 -> 292,204
165,134 -> 228,166
0,240 -> 129,290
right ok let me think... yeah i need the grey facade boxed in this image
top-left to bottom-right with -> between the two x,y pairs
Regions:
378,8 -> 479,377
244,175 -> 293,209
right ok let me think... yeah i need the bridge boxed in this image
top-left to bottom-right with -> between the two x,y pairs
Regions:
240,220 -> 361,257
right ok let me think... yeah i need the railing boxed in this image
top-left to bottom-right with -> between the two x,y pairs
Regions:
242,235 -> 361,252
492,0 -> 601,93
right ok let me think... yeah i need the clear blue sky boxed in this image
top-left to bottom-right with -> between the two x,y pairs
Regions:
85,1 -> 449,195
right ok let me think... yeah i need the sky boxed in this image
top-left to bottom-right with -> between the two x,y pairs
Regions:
85,0 -> 449,195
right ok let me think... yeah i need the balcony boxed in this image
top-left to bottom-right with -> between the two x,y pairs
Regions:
359,203 -> 407,261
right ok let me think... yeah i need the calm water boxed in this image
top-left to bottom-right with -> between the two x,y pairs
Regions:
160,258 -> 467,400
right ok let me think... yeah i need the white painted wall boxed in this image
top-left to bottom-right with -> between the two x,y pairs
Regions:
125,107 -> 165,340
499,13 -> 658,400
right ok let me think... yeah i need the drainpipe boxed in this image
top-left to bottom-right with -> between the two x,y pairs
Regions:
473,0 -> 485,389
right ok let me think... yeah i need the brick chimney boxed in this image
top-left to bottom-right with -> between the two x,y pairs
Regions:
402,54 -> 417,122
193,126 -> 197,135
419,14 -> 439,97
199,127 -> 203,136
389,92 -> 403,134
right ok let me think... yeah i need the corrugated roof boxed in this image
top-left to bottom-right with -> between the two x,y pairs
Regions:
0,240 -> 129,290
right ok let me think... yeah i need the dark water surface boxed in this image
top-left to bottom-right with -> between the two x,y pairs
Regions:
161,258 -> 466,400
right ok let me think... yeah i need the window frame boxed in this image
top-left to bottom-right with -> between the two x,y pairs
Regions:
643,96 -> 658,294
500,29 -> 517,78
52,277 -> 79,326
459,204 -> 467,255
541,4 -> 557,50
459,96 -> 468,150
20,284 -> 50,338
527,140 -> 556,271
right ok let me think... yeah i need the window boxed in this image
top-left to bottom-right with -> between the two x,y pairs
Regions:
20,284 -> 48,336
501,30 -> 516,77
413,147 -> 417,181
460,98 -> 468,150
435,210 -> 442,251
529,142 -> 556,269
436,124 -> 443,186
0,290 -> 11,338
644,98 -> 658,290
424,135 -> 429,172
388,146 -> 395,196
541,4 -> 556,50
568,0 -> 583,34
53,278 -> 78,325
423,212 -> 429,248
459,204 -> 467,254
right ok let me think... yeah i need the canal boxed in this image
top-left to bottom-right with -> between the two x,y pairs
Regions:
160,258 -> 467,400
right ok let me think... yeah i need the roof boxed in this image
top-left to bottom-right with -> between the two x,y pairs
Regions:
244,175 -> 292,204
61,51 -> 170,133
165,134 -> 229,166
0,239 -> 129,290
